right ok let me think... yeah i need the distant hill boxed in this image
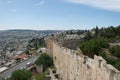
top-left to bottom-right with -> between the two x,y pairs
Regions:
0,29 -> 63,38
0,29 -> 63,46
0,29 -> 63,35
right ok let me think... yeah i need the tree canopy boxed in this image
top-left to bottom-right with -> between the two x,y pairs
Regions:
109,46 -> 120,58
27,38 -> 45,49
10,69 -> 32,80
80,25 -> 120,70
35,53 -> 53,71
80,38 -> 109,58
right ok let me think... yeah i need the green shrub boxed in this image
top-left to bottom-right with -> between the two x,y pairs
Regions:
10,69 -> 32,80
35,73 -> 46,80
114,59 -> 120,70
80,38 -> 109,58
35,53 -> 53,71
109,46 -> 120,57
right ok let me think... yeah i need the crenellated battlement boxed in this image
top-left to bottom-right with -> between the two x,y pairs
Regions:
46,37 -> 120,80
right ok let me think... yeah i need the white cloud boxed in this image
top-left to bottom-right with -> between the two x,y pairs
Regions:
7,0 -> 16,3
34,0 -> 45,7
65,0 -> 120,12
7,0 -> 12,3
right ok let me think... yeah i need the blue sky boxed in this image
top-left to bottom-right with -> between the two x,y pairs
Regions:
0,0 -> 120,30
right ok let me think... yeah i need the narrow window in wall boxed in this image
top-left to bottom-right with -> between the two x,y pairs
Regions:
83,57 -> 87,64
87,65 -> 90,69
77,66 -> 79,71
99,60 -> 102,68
54,56 -> 56,59
77,60 -> 79,71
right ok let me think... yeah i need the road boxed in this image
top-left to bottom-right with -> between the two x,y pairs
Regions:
0,55 -> 39,79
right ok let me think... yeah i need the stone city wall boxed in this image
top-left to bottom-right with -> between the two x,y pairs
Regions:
46,38 -> 120,80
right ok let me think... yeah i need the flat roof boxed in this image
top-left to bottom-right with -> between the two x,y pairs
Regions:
0,67 -> 8,73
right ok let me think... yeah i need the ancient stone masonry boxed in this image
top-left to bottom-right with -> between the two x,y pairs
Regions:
46,38 -> 120,80
46,37 -> 53,57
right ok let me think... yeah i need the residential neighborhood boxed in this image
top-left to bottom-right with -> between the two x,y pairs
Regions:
0,30 -> 57,79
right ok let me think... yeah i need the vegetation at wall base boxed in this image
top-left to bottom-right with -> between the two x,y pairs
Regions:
10,69 -> 32,80
35,53 -> 53,72
35,73 -> 46,80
